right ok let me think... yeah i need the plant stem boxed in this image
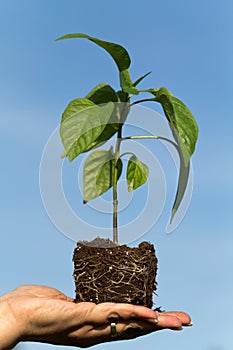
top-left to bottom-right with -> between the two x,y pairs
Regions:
121,135 -> 178,149
130,98 -> 155,107
112,131 -> 178,244
113,124 -> 123,245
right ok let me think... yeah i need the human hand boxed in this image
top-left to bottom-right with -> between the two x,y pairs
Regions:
0,285 -> 192,349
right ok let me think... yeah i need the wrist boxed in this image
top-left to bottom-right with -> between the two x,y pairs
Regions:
0,297 -> 25,349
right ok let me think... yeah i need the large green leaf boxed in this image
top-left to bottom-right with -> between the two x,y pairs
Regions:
61,98 -> 95,123
85,84 -> 131,150
60,98 -> 96,157
127,155 -> 149,191
83,147 -> 122,203
60,102 -> 114,161
170,151 -> 190,223
153,87 -> 198,165
85,84 -> 119,151
86,83 -> 118,104
56,33 -> 131,72
152,87 -> 198,221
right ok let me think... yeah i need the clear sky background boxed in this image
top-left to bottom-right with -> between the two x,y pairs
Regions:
0,1 -> 232,349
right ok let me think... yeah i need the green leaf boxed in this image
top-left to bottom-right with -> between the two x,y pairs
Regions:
85,84 -> 131,150
86,83 -> 118,104
133,71 -> 151,87
85,84 -> 119,150
60,102 -> 114,161
170,151 -> 190,223
153,87 -> 198,165
61,98 -> 95,123
152,87 -> 198,222
83,147 -> 122,203
56,33 -> 131,72
60,98 -> 96,157
120,69 -> 139,95
127,155 -> 149,191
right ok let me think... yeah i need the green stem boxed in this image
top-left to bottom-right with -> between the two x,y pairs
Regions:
121,135 -> 178,149
119,151 -> 135,158
130,98 -> 155,107
113,124 -> 123,245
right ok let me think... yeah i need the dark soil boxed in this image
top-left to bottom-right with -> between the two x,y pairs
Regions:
73,238 -> 158,308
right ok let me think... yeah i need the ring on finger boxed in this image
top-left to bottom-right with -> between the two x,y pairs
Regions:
110,322 -> 117,338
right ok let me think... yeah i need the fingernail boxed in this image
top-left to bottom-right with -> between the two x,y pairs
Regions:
177,326 -> 183,331
145,318 -> 158,324
187,321 -> 193,326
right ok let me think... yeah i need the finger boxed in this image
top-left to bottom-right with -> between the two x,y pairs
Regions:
88,319 -> 151,340
161,311 -> 192,326
69,312 -> 185,346
88,314 -> 181,342
155,313 -> 183,329
88,303 -> 158,324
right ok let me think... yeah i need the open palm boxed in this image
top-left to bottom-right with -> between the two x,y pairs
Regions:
1,285 -> 191,348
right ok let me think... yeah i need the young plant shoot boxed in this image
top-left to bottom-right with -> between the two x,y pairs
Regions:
57,33 -> 198,246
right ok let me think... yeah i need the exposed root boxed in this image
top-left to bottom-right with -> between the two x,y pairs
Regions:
73,241 -> 158,308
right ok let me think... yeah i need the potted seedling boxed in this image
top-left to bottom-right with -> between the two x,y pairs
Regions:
56,33 -> 198,308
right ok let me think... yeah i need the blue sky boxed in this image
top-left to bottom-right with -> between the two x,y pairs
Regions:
0,1 -> 232,349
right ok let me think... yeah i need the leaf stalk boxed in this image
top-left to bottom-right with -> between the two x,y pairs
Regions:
121,135 -> 178,149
